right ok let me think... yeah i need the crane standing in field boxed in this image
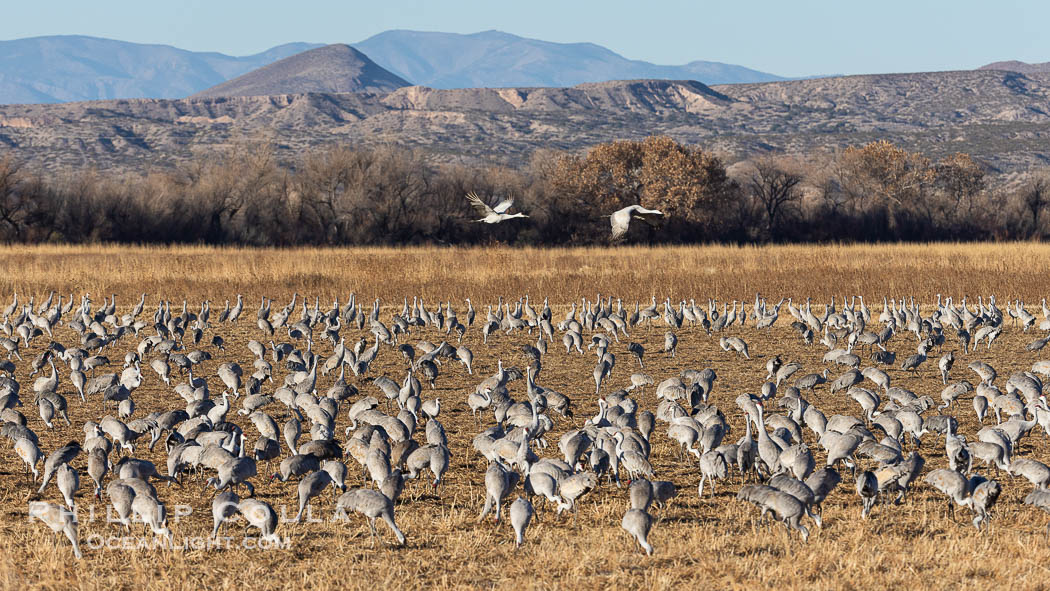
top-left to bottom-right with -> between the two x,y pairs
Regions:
6,285 -> 1050,566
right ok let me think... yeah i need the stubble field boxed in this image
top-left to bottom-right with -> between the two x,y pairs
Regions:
3,243 -> 1050,591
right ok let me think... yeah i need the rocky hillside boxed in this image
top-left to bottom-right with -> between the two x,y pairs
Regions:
192,44 -> 410,98
2,70 -> 1050,176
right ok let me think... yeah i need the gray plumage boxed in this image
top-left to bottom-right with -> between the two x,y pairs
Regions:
335,487 -> 406,546
621,508 -> 654,555
29,501 -> 81,559
510,496 -> 534,548
211,490 -> 240,537
294,470 -> 333,521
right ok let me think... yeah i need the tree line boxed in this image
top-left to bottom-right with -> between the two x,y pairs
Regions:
0,136 -> 1047,245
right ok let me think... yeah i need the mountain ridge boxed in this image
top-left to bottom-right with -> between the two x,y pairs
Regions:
980,60 -> 1050,74
0,35 -> 324,103
0,32 -> 786,104
3,70 -> 1050,178
191,44 -> 409,98
352,29 -> 785,88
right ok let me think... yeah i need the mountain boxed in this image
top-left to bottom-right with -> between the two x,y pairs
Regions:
192,44 -> 409,98
0,35 -> 324,103
4,70 -> 1050,176
353,29 -> 785,88
980,60 -> 1050,75
0,32 -> 786,104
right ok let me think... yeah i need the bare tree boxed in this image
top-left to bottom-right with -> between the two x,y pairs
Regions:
1023,176 -> 1049,238
748,157 -> 802,239
0,156 -> 50,242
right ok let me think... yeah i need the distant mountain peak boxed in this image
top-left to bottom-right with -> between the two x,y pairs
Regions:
0,36 -> 323,104
0,31 -> 784,105
979,60 -> 1050,74
353,29 -> 784,89
191,44 -> 410,98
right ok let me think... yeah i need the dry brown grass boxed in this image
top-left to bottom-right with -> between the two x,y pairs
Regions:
1,241 -> 1049,303
3,243 -> 1050,591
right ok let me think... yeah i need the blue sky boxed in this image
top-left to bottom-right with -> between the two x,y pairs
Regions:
2,0 -> 1046,77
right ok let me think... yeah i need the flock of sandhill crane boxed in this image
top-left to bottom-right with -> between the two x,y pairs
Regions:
12,288 -> 1050,560
466,191 -> 664,240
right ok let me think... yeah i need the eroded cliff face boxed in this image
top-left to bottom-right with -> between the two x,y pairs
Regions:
2,71 -> 1050,174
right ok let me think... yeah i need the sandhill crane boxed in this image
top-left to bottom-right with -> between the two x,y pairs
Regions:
856,470 -> 878,519
272,454 -> 321,483
900,348 -> 928,374
779,443 -> 815,481
861,367 -> 891,392
753,402 -> 783,476
805,468 -> 841,519
629,479 -> 654,511
651,480 -> 677,508
939,351 -> 954,384
467,388 -> 492,423
1024,489 -> 1050,538
765,473 -> 820,525
939,381 -> 972,411
608,205 -> 664,241
404,443 -> 450,492
15,437 -> 41,480
105,480 -> 135,530
456,346 -> 474,374
1010,458 -> 1050,489
421,397 -> 441,420
830,370 -> 862,394
663,331 -> 677,358
33,358 -> 58,395
925,468 -> 972,520
627,342 -> 645,368
283,418 -> 301,456
795,369 -> 829,391
217,362 -> 242,398
820,431 -> 860,471
211,490 -> 240,537
29,501 -> 81,559
621,508 -> 654,555
969,361 -> 997,386
56,464 -> 79,510
510,496 -> 534,548
613,431 -> 654,481
736,484 -> 809,542
294,470 -> 334,522
208,449 -> 258,497
557,471 -> 598,514
38,441 -> 80,495
720,336 -> 750,359
973,394 -> 989,423
250,411 -> 280,442
238,498 -> 280,543
697,450 -> 728,497
335,488 -> 405,546
466,192 -> 528,224
667,421 -> 701,460
969,441 -> 1010,474
479,460 -> 520,523
775,362 -> 802,387
132,493 -> 172,540
969,476 -> 1001,530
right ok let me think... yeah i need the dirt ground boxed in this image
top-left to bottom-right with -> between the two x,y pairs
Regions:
3,243 -> 1050,590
